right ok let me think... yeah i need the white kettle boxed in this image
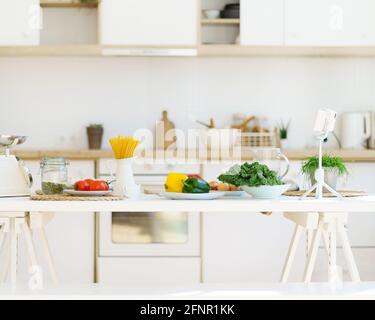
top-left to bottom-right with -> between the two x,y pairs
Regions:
341,112 -> 371,149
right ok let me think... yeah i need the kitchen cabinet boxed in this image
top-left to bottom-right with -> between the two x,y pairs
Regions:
240,0 -> 284,46
285,0 -> 375,46
99,0 -> 198,46
0,0 -> 40,46
22,160 -> 95,284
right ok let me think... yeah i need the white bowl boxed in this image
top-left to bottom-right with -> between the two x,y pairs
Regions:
203,9 -> 220,19
241,184 -> 290,199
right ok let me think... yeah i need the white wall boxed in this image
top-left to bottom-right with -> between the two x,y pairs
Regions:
1,56 -> 375,149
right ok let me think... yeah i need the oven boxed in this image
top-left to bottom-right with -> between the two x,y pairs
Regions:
96,160 -> 202,285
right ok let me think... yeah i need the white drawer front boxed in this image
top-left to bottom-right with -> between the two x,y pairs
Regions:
98,257 -> 201,286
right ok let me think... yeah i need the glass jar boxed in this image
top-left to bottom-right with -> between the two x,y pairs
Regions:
40,157 -> 69,195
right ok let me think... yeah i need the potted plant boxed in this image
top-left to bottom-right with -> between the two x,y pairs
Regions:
278,119 -> 291,149
86,124 -> 104,150
301,155 -> 348,190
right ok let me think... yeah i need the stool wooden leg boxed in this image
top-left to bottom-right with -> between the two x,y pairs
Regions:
303,219 -> 324,283
22,221 -> 38,268
327,228 -> 341,283
38,228 -> 58,285
280,224 -> 303,283
0,234 -> 10,284
339,227 -> 360,282
9,218 -> 18,284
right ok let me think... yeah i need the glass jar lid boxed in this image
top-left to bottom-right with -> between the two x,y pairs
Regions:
40,157 -> 69,167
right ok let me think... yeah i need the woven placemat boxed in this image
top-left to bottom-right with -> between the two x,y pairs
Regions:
31,194 -> 124,201
283,190 -> 367,198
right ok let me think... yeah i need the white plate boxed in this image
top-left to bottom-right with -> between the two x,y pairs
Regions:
225,191 -> 246,197
63,189 -> 113,197
241,184 -> 290,199
160,191 -> 226,200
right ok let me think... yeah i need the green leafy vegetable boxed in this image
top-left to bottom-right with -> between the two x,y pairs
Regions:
301,155 -> 348,178
183,178 -> 210,194
218,162 -> 284,187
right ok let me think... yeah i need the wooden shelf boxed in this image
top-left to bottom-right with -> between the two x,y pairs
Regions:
201,19 -> 240,25
2,44 -> 375,57
40,0 -> 98,8
0,45 -> 101,56
198,44 -> 375,57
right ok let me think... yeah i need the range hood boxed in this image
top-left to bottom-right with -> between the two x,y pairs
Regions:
101,47 -> 198,57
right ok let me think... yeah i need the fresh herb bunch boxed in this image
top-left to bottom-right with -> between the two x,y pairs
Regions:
301,155 -> 348,177
218,162 -> 284,187
278,119 -> 291,139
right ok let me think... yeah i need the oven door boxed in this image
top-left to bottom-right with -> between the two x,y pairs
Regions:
99,211 -> 200,257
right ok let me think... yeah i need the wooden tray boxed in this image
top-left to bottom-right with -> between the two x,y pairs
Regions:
31,194 -> 124,201
283,190 -> 367,198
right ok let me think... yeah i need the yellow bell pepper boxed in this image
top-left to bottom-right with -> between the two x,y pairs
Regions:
165,173 -> 188,193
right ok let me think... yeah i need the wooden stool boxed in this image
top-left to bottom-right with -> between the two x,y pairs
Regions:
0,212 -> 58,285
281,212 -> 360,283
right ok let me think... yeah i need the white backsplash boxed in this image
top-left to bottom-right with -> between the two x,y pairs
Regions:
0,56 -> 374,150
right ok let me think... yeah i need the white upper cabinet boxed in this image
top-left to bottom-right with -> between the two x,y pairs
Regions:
285,0 -> 375,46
0,0 -> 40,46
240,0 -> 284,46
99,0 -> 198,46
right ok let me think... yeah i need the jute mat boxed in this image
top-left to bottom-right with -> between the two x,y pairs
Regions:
31,194 -> 124,201
283,190 -> 367,198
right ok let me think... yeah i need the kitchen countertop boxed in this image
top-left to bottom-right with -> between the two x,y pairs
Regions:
12,148 -> 375,162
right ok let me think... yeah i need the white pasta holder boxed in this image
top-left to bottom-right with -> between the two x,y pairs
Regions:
113,157 -> 141,198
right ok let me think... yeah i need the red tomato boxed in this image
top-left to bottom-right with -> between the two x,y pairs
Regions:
74,180 -> 90,191
85,179 -> 95,184
89,181 -> 109,191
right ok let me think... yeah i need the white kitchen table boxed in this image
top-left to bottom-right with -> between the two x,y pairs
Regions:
1,194 -> 375,213
1,194 -> 375,288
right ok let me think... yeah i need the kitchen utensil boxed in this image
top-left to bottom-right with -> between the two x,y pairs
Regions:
63,190 -> 113,197
203,9 -> 220,19
114,157 -> 141,198
232,115 -> 255,131
160,191 -> 226,200
250,147 -> 290,179
0,135 -> 32,198
220,3 -> 240,19
341,111 -> 371,149
241,184 -> 290,199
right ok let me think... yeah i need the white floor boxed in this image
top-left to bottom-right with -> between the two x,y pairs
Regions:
0,282 -> 375,300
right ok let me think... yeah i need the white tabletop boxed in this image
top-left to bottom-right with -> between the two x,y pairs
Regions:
0,194 -> 375,213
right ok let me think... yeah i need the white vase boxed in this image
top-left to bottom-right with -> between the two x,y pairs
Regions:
114,157 -> 140,198
280,138 -> 289,149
